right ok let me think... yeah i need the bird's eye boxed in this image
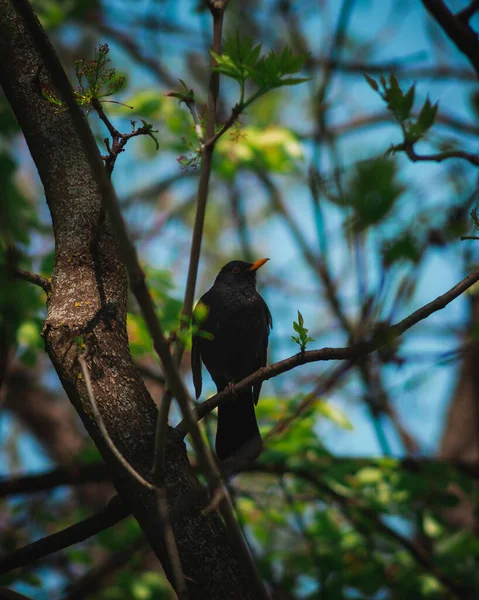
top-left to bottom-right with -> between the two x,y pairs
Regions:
232,267 -> 241,273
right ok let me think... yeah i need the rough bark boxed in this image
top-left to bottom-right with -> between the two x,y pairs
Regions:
0,1 -> 254,597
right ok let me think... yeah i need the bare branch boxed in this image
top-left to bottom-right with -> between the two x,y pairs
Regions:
457,0 -> 479,23
12,268 -> 51,293
91,99 -> 156,176
0,464 -> 109,498
422,0 -> 479,77
78,350 -> 155,490
318,111 -> 479,139
1,456 -> 476,501
155,487 -> 188,599
402,142 -> 479,167
0,495 -> 129,574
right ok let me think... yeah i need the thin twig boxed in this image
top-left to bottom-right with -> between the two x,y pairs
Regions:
323,110 -> 479,139
403,142 -> 479,167
78,350 -> 155,490
203,104 -> 241,149
155,487 -> 189,599
152,3 -> 269,595
79,350 -> 187,595
151,0 -> 228,494
91,98 -> 155,175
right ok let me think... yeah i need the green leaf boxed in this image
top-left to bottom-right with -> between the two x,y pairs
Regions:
343,157 -> 404,231
402,84 -> 415,118
355,467 -> 382,484
317,401 -> 354,430
382,231 -> 421,267
215,125 -> 304,178
386,73 -> 404,117
291,311 -> 314,351
417,97 -> 438,134
363,72 -> 379,92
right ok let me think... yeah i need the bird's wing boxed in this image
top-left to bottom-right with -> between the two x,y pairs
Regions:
253,295 -> 272,405
191,290 -> 217,398
191,334 -> 202,399
192,293 -> 211,399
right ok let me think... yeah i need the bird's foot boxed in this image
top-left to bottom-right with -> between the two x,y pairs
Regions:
225,381 -> 237,404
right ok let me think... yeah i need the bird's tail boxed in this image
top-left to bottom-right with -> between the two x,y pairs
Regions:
215,389 -> 262,461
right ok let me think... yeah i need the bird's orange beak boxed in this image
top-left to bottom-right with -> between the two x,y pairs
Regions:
248,258 -> 270,271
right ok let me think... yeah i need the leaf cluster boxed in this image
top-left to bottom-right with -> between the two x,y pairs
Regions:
332,157 -> 404,232
75,43 -> 126,106
212,34 -> 310,109
165,79 -> 195,107
364,73 -> 438,150
291,311 -> 314,352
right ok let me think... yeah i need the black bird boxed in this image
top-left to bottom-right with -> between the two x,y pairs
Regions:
192,259 -> 272,461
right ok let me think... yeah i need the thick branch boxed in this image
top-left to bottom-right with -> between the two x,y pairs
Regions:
422,0 -> 479,77
0,464 -> 109,498
13,268 -> 51,293
1,456 -> 476,500
457,0 -> 479,23
0,495 -> 129,574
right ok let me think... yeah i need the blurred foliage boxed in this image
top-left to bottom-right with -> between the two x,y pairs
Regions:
2,0 -> 479,599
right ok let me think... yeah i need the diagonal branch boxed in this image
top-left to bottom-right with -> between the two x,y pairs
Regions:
0,495 -> 129,574
78,350 -> 188,597
178,264 -> 479,433
422,0 -> 479,77
12,268 -> 51,293
401,140 -> 479,167
78,350 -> 155,490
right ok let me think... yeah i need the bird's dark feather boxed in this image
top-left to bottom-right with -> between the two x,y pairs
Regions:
191,260 -> 272,459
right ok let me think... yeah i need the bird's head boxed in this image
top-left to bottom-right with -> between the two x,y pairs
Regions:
214,258 -> 269,288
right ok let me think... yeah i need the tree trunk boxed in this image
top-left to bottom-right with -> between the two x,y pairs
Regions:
0,1 -> 254,597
